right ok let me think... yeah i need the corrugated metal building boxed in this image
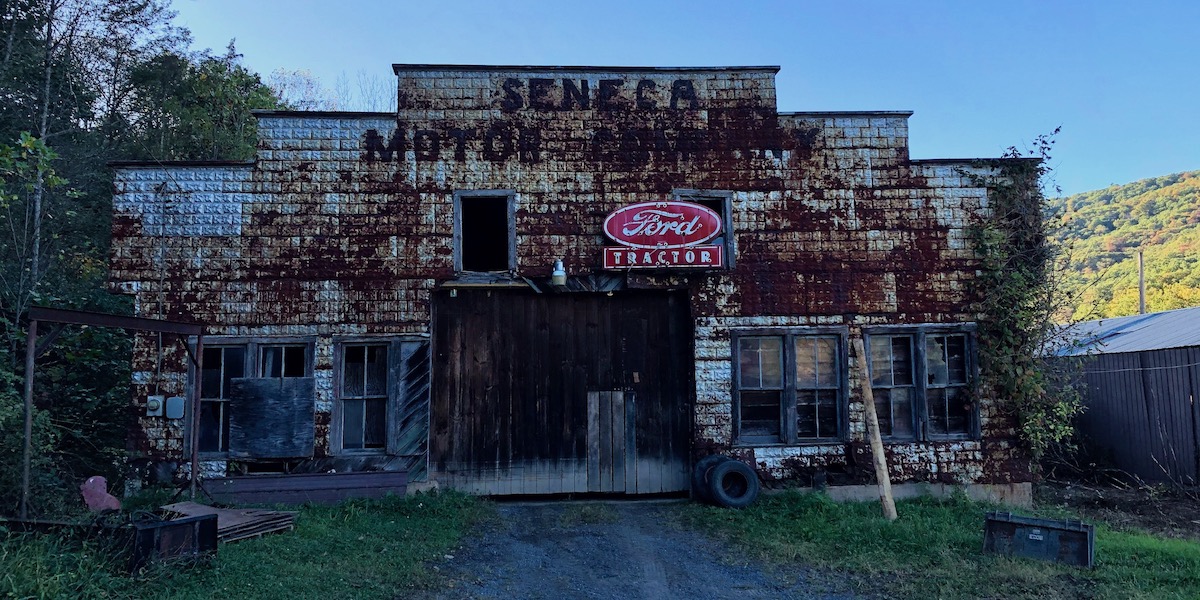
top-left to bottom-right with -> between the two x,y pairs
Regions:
109,64 -> 1033,502
1053,306 -> 1200,484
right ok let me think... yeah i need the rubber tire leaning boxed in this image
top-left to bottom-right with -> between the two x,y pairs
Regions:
691,455 -> 730,504
707,459 -> 761,509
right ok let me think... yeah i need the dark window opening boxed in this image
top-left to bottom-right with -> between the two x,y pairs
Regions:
460,196 -> 511,272
341,344 -> 389,450
693,197 -> 727,236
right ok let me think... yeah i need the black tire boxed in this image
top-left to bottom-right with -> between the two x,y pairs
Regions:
708,459 -> 760,509
691,455 -> 730,504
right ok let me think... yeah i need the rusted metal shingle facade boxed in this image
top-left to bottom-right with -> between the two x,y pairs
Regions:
110,65 -> 1030,498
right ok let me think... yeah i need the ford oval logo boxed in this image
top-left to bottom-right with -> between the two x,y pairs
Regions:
603,201 -> 722,249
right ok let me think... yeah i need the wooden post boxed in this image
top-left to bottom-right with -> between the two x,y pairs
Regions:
853,336 -> 898,521
189,334 -> 204,499
20,319 -> 37,519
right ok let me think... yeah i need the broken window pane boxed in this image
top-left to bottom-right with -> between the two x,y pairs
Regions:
926,336 -> 949,385
739,390 -> 781,438
261,345 -> 306,378
343,345 -> 366,397
365,346 -> 388,396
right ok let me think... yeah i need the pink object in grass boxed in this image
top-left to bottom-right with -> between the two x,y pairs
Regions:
80,476 -> 121,512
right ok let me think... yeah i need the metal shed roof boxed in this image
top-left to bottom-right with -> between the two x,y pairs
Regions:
1054,305 -> 1200,356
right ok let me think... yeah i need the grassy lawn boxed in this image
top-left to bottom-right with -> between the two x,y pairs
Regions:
681,491 -> 1200,600
1,490 -> 487,600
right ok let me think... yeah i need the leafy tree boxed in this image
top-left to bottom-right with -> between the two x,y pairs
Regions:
0,1 -> 283,516
121,42 -> 285,160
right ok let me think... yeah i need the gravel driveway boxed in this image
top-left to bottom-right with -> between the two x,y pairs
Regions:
412,500 -> 859,600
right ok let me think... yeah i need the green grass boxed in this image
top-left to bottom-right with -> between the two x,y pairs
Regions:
680,491 -> 1200,600
1,490 -> 488,600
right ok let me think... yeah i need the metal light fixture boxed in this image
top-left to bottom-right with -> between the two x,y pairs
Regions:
551,259 -> 567,287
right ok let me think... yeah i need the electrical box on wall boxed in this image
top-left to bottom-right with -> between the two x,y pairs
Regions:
145,395 -> 164,417
165,396 -> 186,420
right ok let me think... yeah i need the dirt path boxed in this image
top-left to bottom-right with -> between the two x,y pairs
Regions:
412,500 -> 859,600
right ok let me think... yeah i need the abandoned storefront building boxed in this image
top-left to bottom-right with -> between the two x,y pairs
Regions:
109,64 -> 1031,503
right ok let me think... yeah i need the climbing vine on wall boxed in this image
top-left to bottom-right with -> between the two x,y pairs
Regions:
968,128 -> 1083,459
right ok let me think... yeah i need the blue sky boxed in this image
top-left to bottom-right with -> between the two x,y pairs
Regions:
173,0 -> 1199,198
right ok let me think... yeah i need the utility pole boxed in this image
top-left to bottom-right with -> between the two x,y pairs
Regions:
1138,250 -> 1146,315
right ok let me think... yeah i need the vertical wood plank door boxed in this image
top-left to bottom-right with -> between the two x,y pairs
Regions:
431,290 -> 692,495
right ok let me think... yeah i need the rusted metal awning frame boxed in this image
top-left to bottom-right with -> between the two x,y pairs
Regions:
20,307 -> 206,519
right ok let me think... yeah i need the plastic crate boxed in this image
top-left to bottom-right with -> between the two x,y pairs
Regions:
983,511 -> 1094,568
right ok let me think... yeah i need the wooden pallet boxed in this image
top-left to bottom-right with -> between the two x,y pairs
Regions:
162,502 -> 295,543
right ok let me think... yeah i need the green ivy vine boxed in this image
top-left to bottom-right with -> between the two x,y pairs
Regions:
968,128 -> 1083,459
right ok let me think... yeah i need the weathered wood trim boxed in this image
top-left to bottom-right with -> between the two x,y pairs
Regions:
205,471 -> 407,505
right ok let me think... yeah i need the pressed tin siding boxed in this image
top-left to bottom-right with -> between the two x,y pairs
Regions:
110,65 -> 1028,489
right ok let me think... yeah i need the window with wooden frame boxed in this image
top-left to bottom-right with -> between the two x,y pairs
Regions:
454,190 -> 516,273
198,346 -> 244,453
195,339 -> 314,455
339,344 -> 389,450
733,329 -> 846,444
866,327 -> 977,441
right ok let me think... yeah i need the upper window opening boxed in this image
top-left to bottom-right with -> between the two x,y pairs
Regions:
457,193 -> 514,272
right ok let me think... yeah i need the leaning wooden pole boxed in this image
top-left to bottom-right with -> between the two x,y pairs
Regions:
20,319 -> 38,519
853,336 -> 898,521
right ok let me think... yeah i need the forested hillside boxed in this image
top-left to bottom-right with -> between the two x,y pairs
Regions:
1048,171 -> 1200,320
1,0 -> 285,514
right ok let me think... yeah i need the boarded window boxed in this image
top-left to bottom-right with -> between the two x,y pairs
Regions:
866,329 -> 976,441
228,377 -> 316,459
456,193 -> 514,272
195,339 -> 313,456
734,331 -> 845,444
341,344 -> 389,450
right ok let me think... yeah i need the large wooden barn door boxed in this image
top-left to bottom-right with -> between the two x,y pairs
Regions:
430,290 -> 691,495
